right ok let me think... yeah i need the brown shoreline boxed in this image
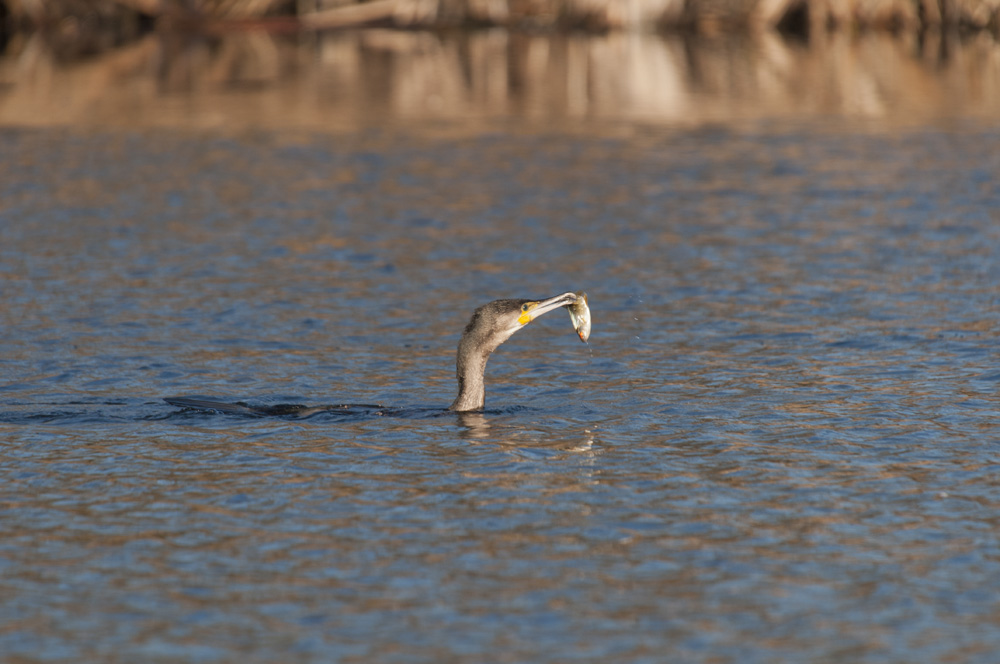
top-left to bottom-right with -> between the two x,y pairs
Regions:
2,26 -> 998,134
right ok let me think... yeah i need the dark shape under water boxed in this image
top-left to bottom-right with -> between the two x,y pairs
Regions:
165,292 -> 588,417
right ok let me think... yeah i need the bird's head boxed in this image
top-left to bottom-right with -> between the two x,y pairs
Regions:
463,292 -> 581,348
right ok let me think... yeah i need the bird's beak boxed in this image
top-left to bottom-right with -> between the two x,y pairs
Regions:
517,292 -> 579,325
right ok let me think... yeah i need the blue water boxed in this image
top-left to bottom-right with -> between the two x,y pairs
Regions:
1,126 -> 999,662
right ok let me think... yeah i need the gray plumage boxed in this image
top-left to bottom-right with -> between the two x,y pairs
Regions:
449,298 -> 532,412
449,292 -> 581,411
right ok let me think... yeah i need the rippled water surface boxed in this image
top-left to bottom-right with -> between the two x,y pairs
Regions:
2,125 -> 1000,662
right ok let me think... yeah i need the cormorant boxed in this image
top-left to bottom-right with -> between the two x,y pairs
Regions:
165,292 -> 588,416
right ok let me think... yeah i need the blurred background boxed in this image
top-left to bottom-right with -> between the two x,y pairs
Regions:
4,3 -> 1000,663
2,0 -> 999,130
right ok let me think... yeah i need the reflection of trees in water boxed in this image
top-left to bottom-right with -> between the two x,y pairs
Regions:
1,28 -> 999,129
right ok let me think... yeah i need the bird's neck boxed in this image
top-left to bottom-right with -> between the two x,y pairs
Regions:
450,346 -> 490,412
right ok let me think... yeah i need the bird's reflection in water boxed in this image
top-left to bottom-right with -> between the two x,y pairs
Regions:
564,435 -> 595,455
456,411 -> 491,439
456,410 -> 599,463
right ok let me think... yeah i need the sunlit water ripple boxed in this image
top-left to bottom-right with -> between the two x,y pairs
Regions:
1,126 -> 998,662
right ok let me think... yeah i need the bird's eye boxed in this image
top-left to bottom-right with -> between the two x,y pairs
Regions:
521,304 -> 529,312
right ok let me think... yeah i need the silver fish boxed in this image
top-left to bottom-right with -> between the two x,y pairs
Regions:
566,291 -> 591,343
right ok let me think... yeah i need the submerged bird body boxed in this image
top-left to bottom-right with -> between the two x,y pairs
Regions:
166,292 -> 588,416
